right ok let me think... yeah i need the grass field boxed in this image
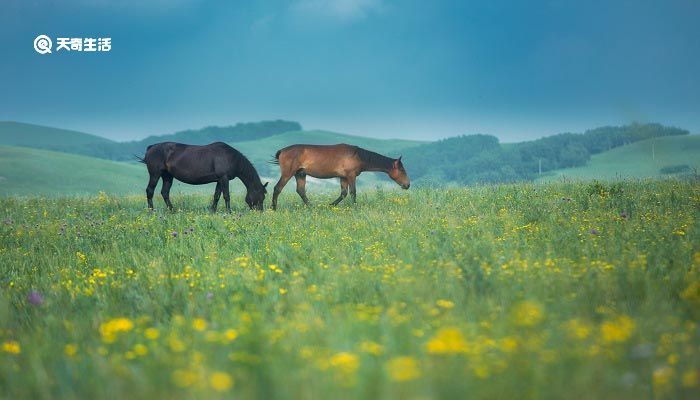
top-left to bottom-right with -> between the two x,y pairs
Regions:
0,146 -> 222,198
539,135 -> 700,182
0,146 -> 147,197
1,181 -> 699,399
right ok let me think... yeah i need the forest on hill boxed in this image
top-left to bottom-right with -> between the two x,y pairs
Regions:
401,123 -> 690,185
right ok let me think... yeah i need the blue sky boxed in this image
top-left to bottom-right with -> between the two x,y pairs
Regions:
1,0 -> 698,142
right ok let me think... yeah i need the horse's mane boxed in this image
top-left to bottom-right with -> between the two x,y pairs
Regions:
236,153 -> 264,190
354,147 -> 394,170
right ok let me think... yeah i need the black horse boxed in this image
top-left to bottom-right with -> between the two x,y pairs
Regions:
138,142 -> 268,211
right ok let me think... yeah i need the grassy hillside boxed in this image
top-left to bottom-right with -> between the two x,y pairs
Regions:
0,121 -> 114,148
0,145 -> 145,196
0,146 -> 222,197
539,135 -> 700,181
1,182 -> 698,398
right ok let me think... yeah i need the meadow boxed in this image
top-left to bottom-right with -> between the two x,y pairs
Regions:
1,181 -> 699,399
539,135 -> 700,182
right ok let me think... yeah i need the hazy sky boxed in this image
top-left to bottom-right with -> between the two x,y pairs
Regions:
1,0 -> 698,142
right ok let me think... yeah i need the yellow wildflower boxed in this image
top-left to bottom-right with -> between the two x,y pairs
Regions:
192,318 -> 207,331
436,299 -> 455,309
600,315 -> 635,344
682,369 -> 698,388
426,327 -> 468,354
133,344 -> 148,356
387,356 -> 421,382
564,319 -> 591,340
499,337 -> 519,353
209,371 -> 233,392
512,301 -> 544,327
144,327 -> 160,340
169,337 -> 186,352
64,343 -> 78,357
99,318 -> 134,343
359,341 -> 384,355
223,329 -> 239,342
2,341 -> 21,354
680,281 -> 700,304
329,352 -> 360,375
652,366 -> 674,389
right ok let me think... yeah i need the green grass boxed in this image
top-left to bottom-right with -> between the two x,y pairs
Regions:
0,145 -> 218,197
0,121 -> 113,148
0,145 -> 147,196
1,181 -> 699,399
539,135 -> 700,182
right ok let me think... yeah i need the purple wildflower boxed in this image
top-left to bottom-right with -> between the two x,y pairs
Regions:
589,228 -> 600,235
171,231 -> 178,238
206,292 -> 214,300
27,290 -> 44,306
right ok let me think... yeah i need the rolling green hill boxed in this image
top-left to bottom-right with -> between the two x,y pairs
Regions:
0,121 -> 114,148
0,145 -> 145,196
0,146 -> 224,197
537,135 -> 700,181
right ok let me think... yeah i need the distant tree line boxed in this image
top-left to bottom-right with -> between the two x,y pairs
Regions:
46,120 -> 302,161
401,123 -> 689,185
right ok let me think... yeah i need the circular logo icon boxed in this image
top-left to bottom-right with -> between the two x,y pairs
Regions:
34,35 -> 52,54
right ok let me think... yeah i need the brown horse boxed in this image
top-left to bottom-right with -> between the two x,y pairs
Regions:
270,144 -> 410,209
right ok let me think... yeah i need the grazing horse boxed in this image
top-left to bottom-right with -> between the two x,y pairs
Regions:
138,142 -> 268,211
271,144 -> 410,209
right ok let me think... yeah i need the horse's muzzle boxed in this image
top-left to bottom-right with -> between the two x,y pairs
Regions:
402,183 -> 410,190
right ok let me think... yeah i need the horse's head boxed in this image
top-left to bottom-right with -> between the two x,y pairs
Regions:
246,182 -> 268,210
388,156 -> 410,189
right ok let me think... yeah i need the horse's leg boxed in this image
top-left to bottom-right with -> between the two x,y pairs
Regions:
220,178 -> 231,212
330,178 -> 349,206
348,175 -> 357,203
295,170 -> 310,206
161,173 -> 174,211
211,181 -> 222,212
146,173 -> 160,210
272,174 -> 292,210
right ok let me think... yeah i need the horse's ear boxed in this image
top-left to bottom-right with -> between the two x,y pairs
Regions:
398,155 -> 402,162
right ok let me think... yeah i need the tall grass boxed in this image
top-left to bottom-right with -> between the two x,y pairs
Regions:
1,181 -> 699,399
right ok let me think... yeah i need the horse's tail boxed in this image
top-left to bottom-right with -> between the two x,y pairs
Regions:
268,150 -> 281,165
135,144 -> 156,164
